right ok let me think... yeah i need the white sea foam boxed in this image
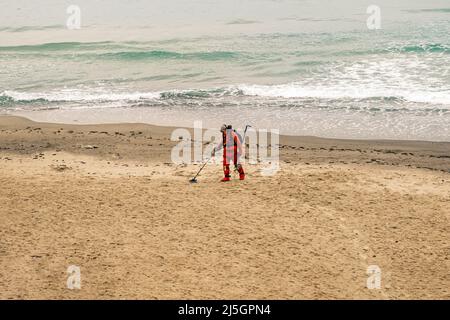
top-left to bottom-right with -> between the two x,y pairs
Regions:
3,82 -> 450,107
1,89 -> 160,102
237,84 -> 450,105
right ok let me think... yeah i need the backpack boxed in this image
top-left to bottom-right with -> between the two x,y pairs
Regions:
234,130 -> 244,144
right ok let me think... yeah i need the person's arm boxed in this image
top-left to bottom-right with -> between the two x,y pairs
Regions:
234,133 -> 243,154
212,139 -> 223,156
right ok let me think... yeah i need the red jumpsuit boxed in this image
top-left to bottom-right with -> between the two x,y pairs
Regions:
221,129 -> 245,181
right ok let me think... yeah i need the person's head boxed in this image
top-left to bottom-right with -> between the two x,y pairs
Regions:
220,124 -> 232,133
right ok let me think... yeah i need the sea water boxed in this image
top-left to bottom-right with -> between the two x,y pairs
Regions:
0,0 -> 449,140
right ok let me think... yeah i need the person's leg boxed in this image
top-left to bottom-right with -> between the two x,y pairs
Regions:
234,149 -> 245,180
236,163 -> 245,180
222,164 -> 231,181
222,148 -> 231,182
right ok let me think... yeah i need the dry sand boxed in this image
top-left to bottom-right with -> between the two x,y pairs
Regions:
0,115 -> 449,299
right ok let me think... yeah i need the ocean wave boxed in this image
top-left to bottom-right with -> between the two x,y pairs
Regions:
404,8 -> 450,13
238,84 -> 450,105
0,41 -> 118,52
397,43 -> 450,53
0,88 -> 246,103
0,42 -> 241,61
0,94 -> 15,105
0,88 -> 242,105
159,88 -> 243,99
0,25 -> 64,32
226,19 -> 260,25
1,37 -> 448,65
2,83 -> 450,107
0,90 -> 160,104
331,44 -> 450,56
98,50 -> 239,61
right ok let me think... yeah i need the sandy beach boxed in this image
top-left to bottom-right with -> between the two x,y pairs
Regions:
0,115 -> 448,299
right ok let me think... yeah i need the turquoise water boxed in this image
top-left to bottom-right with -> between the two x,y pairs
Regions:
0,0 -> 449,140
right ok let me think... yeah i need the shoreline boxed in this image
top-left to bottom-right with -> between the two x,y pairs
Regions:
3,113 -> 450,143
6,106 -> 450,142
1,115 -> 449,172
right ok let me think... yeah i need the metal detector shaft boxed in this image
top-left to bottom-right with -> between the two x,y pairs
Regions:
243,125 -> 251,142
233,125 -> 251,173
192,157 -> 212,180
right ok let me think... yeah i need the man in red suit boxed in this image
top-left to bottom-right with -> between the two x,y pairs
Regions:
212,124 -> 245,182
